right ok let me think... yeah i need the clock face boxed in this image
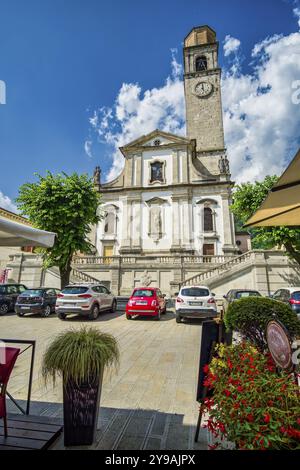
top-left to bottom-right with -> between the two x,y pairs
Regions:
194,81 -> 213,97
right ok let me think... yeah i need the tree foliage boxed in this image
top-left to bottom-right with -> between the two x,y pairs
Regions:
231,176 -> 300,265
224,297 -> 300,351
17,172 -> 101,287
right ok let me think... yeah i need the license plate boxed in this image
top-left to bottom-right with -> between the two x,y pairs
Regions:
21,306 -> 31,310
64,303 -> 76,308
136,301 -> 147,305
189,302 -> 203,306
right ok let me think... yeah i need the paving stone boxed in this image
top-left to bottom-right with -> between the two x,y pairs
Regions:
151,412 -> 168,436
0,308 -> 206,450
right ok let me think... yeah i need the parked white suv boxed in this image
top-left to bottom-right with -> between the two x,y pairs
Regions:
56,284 -> 117,320
175,285 -> 218,323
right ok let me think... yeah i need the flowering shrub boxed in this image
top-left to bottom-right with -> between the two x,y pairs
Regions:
202,342 -> 300,450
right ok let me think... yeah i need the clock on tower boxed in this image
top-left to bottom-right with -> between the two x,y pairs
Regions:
183,26 -> 225,153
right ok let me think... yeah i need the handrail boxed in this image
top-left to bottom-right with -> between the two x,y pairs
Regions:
180,251 -> 254,288
70,267 -> 99,284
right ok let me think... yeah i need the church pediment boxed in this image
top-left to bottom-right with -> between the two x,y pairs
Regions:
145,197 -> 169,206
120,129 -> 191,153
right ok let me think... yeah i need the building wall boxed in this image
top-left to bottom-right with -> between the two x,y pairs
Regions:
7,251 -> 300,298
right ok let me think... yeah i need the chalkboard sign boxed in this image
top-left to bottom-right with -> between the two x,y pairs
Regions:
196,320 -> 232,402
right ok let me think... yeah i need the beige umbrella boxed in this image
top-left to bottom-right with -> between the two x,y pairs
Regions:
244,148 -> 300,227
0,216 -> 56,247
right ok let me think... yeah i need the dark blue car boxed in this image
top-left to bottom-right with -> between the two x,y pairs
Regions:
272,288 -> 300,319
15,287 -> 61,317
0,283 -> 27,315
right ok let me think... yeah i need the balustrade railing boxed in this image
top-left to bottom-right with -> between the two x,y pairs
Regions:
72,254 -> 234,266
181,251 -> 254,287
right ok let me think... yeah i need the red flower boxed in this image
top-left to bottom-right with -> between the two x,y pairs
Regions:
203,364 -> 210,374
224,389 -> 231,397
208,444 -> 218,450
246,414 -> 254,422
263,414 -> 271,424
227,359 -> 233,369
237,385 -> 243,392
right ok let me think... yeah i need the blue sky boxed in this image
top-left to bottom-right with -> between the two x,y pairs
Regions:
0,0 -> 300,210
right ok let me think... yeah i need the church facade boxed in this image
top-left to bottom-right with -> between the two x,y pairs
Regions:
93,25 -> 237,260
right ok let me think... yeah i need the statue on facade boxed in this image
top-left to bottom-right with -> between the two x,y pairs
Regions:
93,166 -> 101,186
149,205 -> 163,242
141,270 -> 152,287
218,155 -> 230,175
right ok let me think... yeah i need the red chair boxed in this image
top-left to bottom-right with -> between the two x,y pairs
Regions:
0,347 -> 20,438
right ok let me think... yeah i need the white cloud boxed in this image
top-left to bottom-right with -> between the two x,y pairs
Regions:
84,139 -> 93,159
88,52 -> 185,181
294,7 -> 300,28
0,191 -> 18,213
222,30 -> 300,182
87,17 -> 300,184
223,35 -> 241,57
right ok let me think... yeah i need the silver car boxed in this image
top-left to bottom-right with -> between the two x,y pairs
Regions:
55,284 -> 117,320
175,285 -> 218,323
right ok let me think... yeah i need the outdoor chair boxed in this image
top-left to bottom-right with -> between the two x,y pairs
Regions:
0,347 -> 20,438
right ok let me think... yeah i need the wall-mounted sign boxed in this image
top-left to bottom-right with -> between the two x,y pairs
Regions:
266,320 -> 293,371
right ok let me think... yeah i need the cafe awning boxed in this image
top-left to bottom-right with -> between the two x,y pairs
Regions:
0,216 -> 56,247
244,148 -> 300,227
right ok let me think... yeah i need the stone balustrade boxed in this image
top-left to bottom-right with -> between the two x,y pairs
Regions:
72,254 -> 234,266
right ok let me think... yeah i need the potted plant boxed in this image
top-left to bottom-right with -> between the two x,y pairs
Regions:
42,327 -> 119,446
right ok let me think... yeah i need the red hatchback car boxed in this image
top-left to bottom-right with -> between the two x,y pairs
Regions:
126,287 -> 167,320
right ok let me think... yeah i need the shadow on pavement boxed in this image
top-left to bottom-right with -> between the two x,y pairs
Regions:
6,399 -> 208,451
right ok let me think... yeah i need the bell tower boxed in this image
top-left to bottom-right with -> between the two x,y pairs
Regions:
184,26 -> 225,153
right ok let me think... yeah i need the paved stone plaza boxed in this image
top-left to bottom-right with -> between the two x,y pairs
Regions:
0,306 -> 208,450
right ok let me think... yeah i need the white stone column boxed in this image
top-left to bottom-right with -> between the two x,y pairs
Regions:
120,196 -> 131,252
131,198 -> 142,253
171,196 -> 181,251
221,192 -> 236,255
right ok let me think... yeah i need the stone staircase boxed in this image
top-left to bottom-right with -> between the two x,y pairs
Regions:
46,266 -> 99,285
180,251 -> 255,289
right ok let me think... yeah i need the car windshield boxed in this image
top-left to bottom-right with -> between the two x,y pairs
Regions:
291,291 -> 300,300
62,286 -> 88,294
236,291 -> 261,299
181,288 -> 209,297
21,289 -> 43,296
132,289 -> 154,297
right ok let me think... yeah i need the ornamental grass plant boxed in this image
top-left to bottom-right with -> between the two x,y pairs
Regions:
202,342 -> 300,450
42,327 -> 120,386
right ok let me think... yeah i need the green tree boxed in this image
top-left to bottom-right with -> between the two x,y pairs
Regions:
17,172 -> 101,288
231,175 -> 300,265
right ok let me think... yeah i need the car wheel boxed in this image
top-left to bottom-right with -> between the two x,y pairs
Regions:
58,312 -> 67,320
41,304 -> 51,317
0,303 -> 9,315
88,304 -> 99,320
111,299 -> 117,313
126,313 -> 131,320
176,314 -> 182,323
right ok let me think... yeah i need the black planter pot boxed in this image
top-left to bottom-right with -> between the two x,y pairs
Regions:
63,372 -> 103,446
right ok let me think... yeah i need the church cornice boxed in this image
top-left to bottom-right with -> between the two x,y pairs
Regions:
100,180 -> 235,194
